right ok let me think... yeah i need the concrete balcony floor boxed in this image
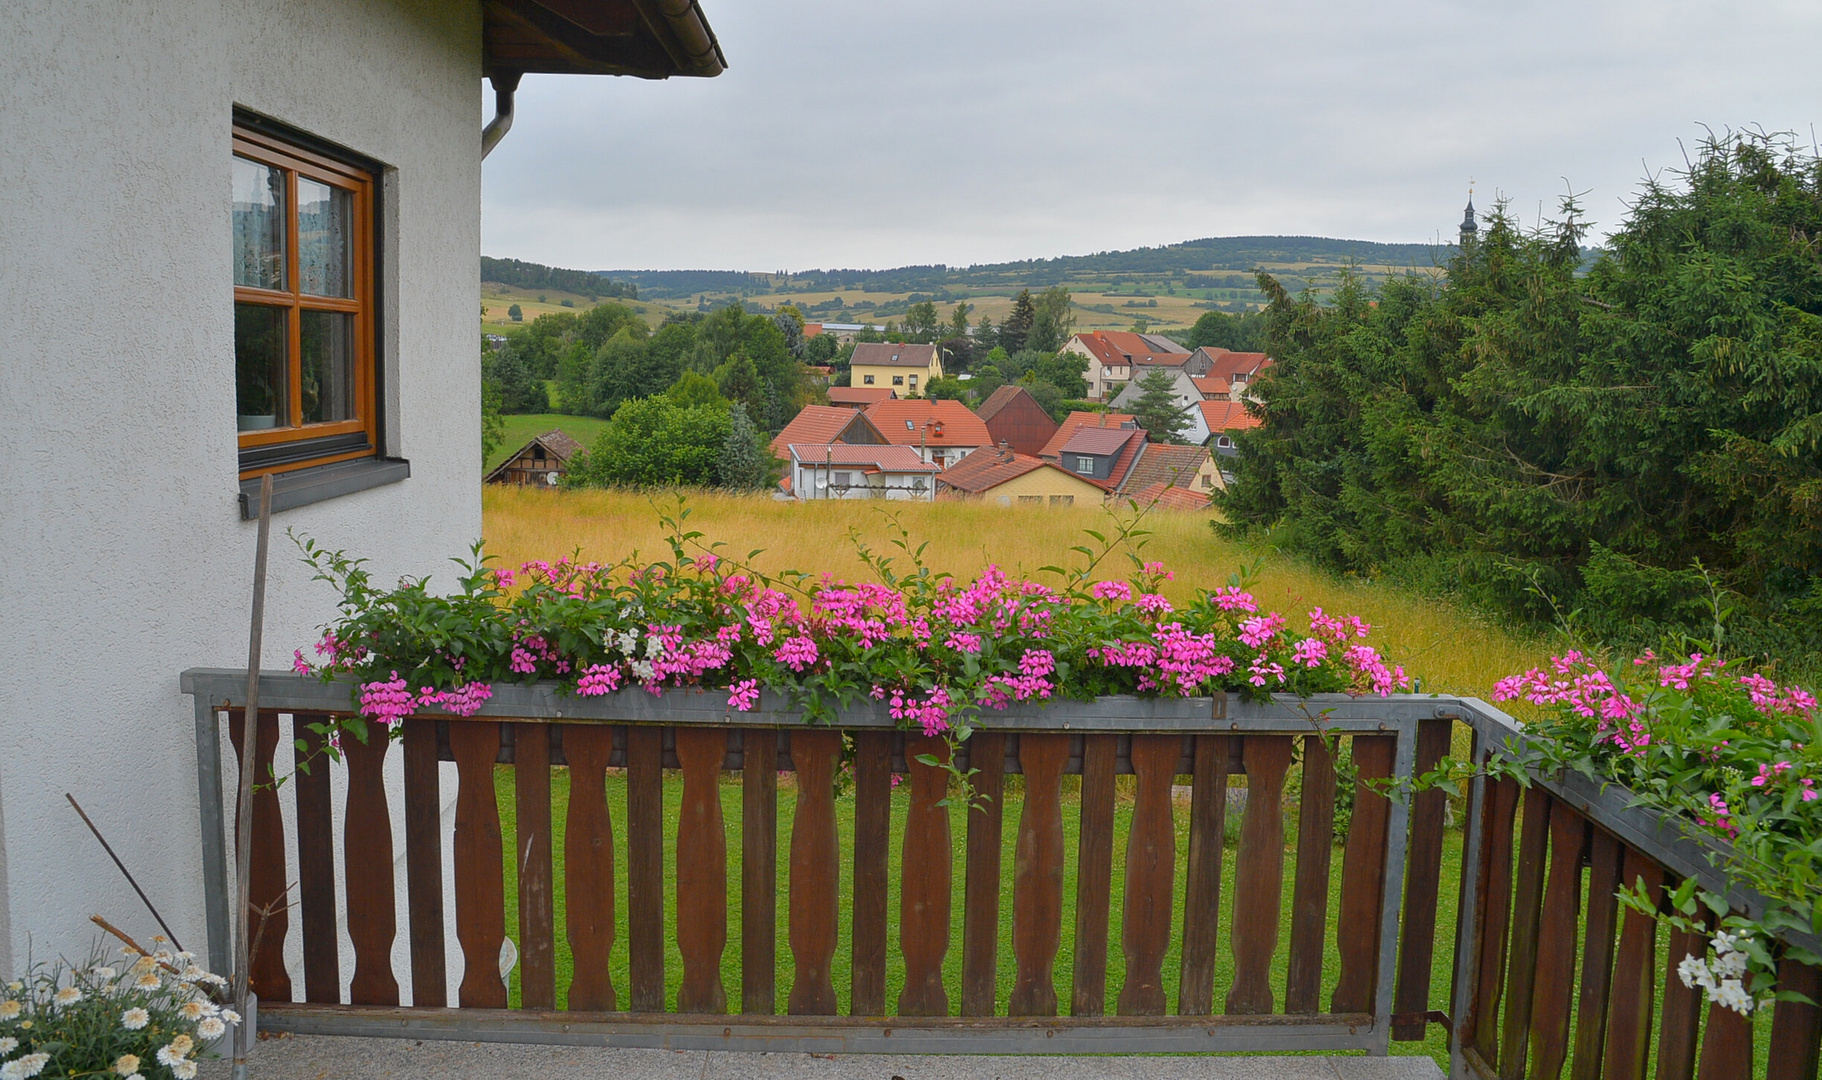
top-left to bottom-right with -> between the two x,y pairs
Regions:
200,1035 -> 1445,1080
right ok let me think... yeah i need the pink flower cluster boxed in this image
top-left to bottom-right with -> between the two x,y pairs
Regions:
511,634 -> 571,676
358,672 -> 494,725
889,685 -> 953,737
1495,653 -> 1649,752
575,664 -> 623,696
982,648 -> 1058,706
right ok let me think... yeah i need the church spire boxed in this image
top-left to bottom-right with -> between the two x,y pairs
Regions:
1459,183 -> 1478,247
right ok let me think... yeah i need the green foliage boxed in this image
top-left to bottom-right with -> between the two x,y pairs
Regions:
800,332 -> 839,365
924,375 -> 968,401
1219,132 -> 1822,672
1128,366 -> 1191,443
480,379 -> 506,464
666,370 -> 727,409
1000,290 -> 1036,353
507,303 -> 522,321
482,255 -> 636,299
565,397 -> 732,488
716,402 -> 773,492
482,346 -> 550,414
902,300 -> 941,342
1027,285 -> 1076,352
1185,309 -> 1267,351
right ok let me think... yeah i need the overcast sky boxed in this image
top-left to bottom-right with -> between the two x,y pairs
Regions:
479,0 -> 1822,274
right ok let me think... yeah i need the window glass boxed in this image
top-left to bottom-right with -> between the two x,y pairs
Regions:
297,177 -> 352,298
1075,455 -> 1094,474
232,157 -> 286,291
300,310 -> 356,423
235,303 -> 289,429
863,375 -> 875,384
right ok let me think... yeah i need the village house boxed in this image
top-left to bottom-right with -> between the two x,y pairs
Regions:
1053,425 -> 1149,490
0,0 -> 722,982
803,321 -> 886,344
768,404 -> 887,461
973,385 -> 1059,457
1199,348 -> 1274,401
826,385 -> 897,408
1037,410 -> 1139,462
484,429 -> 584,487
1201,399 -> 1264,453
935,443 -> 1105,506
1107,367 -> 1214,444
862,398 -> 992,468
1113,443 -> 1221,497
785,443 -> 940,501
848,342 -> 944,394
1060,330 -> 1190,401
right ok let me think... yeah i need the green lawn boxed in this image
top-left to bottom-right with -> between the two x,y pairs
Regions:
487,413 -> 607,472
493,758 -> 1462,1066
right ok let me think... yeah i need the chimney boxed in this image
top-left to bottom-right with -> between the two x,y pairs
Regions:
999,439 -> 1012,462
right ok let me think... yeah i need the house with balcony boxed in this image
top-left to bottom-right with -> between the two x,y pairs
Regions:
785,443 -> 940,501
768,404 -> 887,461
849,342 -> 943,396
862,398 -> 991,468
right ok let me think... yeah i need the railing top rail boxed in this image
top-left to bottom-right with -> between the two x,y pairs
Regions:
179,669 -> 1442,733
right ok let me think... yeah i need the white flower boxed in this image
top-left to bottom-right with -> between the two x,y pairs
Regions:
219,1009 -> 241,1024
1710,931 -> 1741,954
643,635 -> 663,659
114,1054 -> 141,1076
1677,954 -> 1709,990
133,973 -> 159,991
125,1075 -> 144,1080
91,966 -> 118,980
616,630 -> 638,652
0,1001 -> 18,1020
120,1007 -> 149,1030
1715,978 -> 1756,1015
178,1000 -> 205,1020
172,1061 -> 198,1080
197,1017 -> 225,1039
1714,949 -> 1749,979
0,1052 -> 51,1079
630,659 -> 655,682
52,986 -> 82,1006
0,1038 -> 15,1053
175,951 -> 195,962
5,983 -> 19,993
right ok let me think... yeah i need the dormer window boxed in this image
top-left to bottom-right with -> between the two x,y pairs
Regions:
1074,455 -> 1095,474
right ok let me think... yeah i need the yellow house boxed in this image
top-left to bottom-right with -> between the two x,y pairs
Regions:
849,342 -> 943,395
936,445 -> 1106,506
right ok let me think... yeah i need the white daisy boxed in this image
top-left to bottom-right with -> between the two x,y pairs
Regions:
120,1007 -> 150,1030
114,1054 -> 141,1076
172,1061 -> 198,1080
51,986 -> 82,1006
197,1017 -> 225,1039
0,1001 -> 19,1020
0,1037 -> 15,1053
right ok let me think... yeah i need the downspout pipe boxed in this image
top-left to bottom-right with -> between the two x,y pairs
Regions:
481,71 -> 522,160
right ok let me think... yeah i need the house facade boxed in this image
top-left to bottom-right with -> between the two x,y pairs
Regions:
484,429 -> 584,487
862,398 -> 992,468
1061,330 -> 1190,401
936,446 -> 1105,507
768,404 -> 886,460
0,0 -> 720,978
848,342 -> 943,395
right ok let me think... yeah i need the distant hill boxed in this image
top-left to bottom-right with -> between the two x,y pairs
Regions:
592,235 -> 1458,300
481,256 -> 638,300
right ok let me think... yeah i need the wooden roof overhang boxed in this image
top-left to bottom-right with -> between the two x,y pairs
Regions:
484,0 -> 726,80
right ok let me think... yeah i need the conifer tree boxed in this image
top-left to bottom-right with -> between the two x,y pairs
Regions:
716,402 -> 771,491
1130,367 -> 1190,444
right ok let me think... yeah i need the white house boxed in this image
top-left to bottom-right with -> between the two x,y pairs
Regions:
786,444 -> 941,501
0,0 -> 722,982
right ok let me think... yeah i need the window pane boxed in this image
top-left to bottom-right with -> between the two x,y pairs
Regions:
300,310 -> 356,423
297,178 -> 352,298
236,303 -> 289,428
232,157 -> 286,290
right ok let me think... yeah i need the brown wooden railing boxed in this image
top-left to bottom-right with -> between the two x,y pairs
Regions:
183,672 -> 1822,1076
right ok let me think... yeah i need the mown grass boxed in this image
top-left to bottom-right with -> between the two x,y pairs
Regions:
481,485 -> 1549,698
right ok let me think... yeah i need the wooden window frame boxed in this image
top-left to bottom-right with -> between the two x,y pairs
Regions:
233,124 -> 378,480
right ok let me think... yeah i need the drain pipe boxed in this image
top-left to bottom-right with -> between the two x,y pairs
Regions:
481,71 -> 522,159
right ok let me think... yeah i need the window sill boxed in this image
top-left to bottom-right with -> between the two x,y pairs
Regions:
238,456 -> 410,519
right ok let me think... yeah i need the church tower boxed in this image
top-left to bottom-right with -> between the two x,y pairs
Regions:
1459,189 -> 1478,248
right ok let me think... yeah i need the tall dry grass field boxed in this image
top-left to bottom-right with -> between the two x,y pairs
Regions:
483,486 -> 1547,697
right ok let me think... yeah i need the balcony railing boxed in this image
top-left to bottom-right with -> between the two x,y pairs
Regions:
180,671 -> 1822,1077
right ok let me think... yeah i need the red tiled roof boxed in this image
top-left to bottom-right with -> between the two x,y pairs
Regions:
1118,444 -> 1209,494
936,449 -> 1050,493
1068,331 -> 1190,368
1192,375 -> 1232,398
1037,410 -> 1136,459
1128,482 -> 1212,512
850,342 -> 941,368
1208,351 -> 1273,380
828,386 -> 896,406
975,384 -> 1028,423
863,399 -> 992,448
802,323 -> 824,337
1060,426 -> 1140,457
1199,400 -> 1262,432
785,443 -> 940,472
770,404 -> 879,458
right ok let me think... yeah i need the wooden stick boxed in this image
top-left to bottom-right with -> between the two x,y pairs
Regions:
233,474 -> 273,1078
67,795 -> 185,953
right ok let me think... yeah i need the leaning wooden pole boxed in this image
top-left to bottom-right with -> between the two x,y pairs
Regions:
233,474 -> 273,1080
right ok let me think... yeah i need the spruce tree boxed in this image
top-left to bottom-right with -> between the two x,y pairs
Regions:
716,402 -> 771,491
1000,290 -> 1036,353
1130,367 -> 1190,444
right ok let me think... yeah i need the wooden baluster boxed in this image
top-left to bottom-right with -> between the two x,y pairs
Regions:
1569,828 -> 1624,1080
674,727 -> 728,1013
1471,776 -> 1521,1066
1071,733 -> 1117,1016
1178,734 -> 1232,1016
1528,805 -> 1589,1080
1286,733 -> 1336,1015
850,731 -> 893,1016
1117,733 -> 1179,1015
961,732 -> 1006,1017
787,730 -> 841,1016
1498,787 -> 1554,1080
562,725 -> 616,1011
1694,998 -> 1753,1080
1655,907 -> 1707,1080
293,715 -> 339,1004
401,717 -> 445,1008
1010,733 -> 1070,1016
449,721 -> 507,1008
1226,734 -> 1293,1015
626,726 -> 665,1012
1603,851 -> 1662,1080
342,723 -> 399,1005
1392,716 -> 1453,1039
1766,960 -> 1822,1080
229,710 -> 292,1002
898,735 -> 952,1017
742,728 -> 778,1016
1332,734 -> 1395,1015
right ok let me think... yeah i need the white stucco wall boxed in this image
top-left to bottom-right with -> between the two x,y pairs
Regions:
0,0 -> 483,975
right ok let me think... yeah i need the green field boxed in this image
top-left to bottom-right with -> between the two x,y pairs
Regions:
487,413 -> 608,472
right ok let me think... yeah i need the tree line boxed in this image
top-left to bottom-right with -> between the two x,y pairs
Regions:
1219,133 -> 1822,672
481,256 -> 637,300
